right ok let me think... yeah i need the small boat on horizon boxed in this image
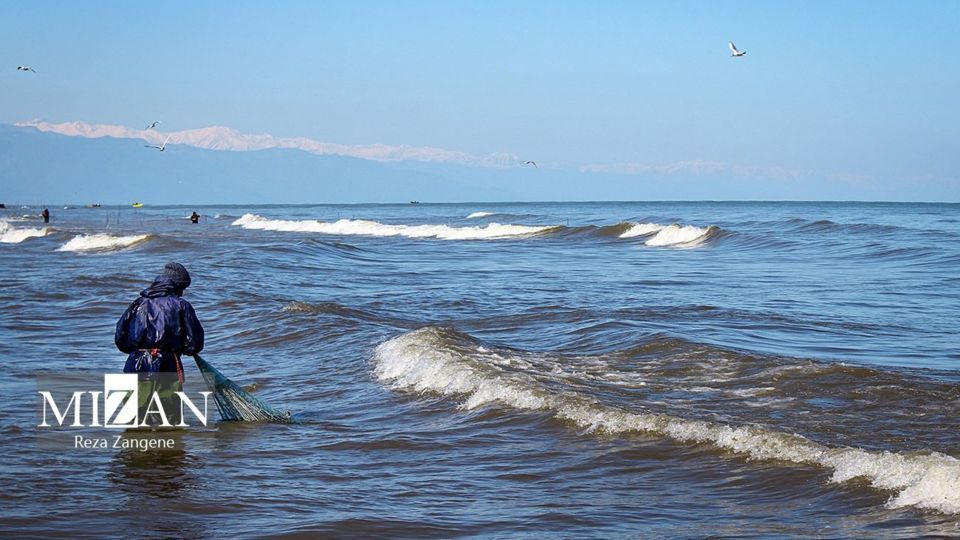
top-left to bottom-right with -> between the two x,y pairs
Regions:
86,203 -> 101,208
132,202 -> 144,208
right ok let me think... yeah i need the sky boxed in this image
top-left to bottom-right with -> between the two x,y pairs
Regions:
1,0 -> 958,201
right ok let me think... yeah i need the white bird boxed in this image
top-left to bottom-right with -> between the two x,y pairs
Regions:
144,135 -> 171,152
145,121 -> 161,130
728,41 -> 746,57
17,65 -> 36,73
522,160 -> 538,168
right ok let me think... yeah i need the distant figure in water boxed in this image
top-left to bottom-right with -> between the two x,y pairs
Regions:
190,211 -> 200,224
41,208 -> 50,223
115,263 -> 204,426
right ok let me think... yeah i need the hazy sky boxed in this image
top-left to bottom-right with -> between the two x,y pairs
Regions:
1,1 -> 958,199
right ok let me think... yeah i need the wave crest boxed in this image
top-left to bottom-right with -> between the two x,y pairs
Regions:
0,220 -> 51,244
372,327 -> 960,514
618,222 -> 664,238
645,224 -> 718,246
233,214 -> 557,240
617,221 -> 719,246
57,233 -> 152,252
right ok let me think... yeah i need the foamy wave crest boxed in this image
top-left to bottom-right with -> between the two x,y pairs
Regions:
618,222 -> 665,238
372,327 -> 960,514
645,224 -> 716,246
57,233 -> 151,252
233,213 -> 556,240
0,220 -> 51,244
466,211 -> 495,219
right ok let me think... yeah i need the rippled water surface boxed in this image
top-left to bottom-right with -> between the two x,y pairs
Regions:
1,201 -> 959,538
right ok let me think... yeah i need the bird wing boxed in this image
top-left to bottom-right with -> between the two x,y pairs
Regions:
728,42 -> 738,53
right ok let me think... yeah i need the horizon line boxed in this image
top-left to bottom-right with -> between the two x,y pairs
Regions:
5,199 -> 958,207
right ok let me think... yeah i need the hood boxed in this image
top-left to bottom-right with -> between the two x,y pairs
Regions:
140,276 -> 183,298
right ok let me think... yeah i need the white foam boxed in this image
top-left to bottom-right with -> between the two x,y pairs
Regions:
233,213 -> 555,240
0,220 -> 51,244
5,214 -> 39,222
57,233 -> 151,252
619,222 -> 665,238
645,224 -> 714,246
372,328 -> 960,515
466,211 -> 495,219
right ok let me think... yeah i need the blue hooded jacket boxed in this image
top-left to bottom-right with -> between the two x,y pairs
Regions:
115,276 -> 204,375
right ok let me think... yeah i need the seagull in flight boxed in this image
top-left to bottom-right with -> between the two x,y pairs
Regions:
522,160 -> 538,168
145,121 -> 161,130
728,42 -> 746,57
17,65 -> 36,73
144,135 -> 171,152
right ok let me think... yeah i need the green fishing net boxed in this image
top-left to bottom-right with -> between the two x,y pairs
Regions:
193,355 -> 294,423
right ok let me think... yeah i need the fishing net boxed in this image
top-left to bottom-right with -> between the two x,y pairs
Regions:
193,355 -> 294,423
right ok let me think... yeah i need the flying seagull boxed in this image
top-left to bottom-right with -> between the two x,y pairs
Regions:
728,42 -> 746,57
17,65 -> 36,72
522,160 -> 538,168
144,135 -> 171,152
145,121 -> 161,130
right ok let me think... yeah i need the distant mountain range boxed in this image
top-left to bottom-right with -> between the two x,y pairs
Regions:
2,122 -> 948,204
16,120 -> 521,168
0,123 -> 514,204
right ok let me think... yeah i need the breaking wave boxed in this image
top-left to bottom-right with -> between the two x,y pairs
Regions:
372,327 -> 960,515
233,214 -> 724,247
57,233 -> 152,252
466,211 -> 495,219
233,213 -> 557,240
0,219 -> 51,244
618,222 -> 664,238
645,224 -> 718,246
618,222 -> 719,246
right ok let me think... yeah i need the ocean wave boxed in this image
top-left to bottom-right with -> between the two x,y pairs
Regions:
618,222 -> 664,238
0,220 -> 52,244
57,233 -> 152,252
644,224 -> 718,246
792,219 -> 908,235
233,213 -> 557,240
466,211 -> 495,219
617,221 -> 719,246
3,214 -> 41,222
233,214 -> 723,246
372,327 -> 960,515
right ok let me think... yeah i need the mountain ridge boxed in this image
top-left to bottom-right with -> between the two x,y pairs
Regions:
15,119 -> 522,168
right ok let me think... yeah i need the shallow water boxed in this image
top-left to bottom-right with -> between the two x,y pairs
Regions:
1,201 -> 958,538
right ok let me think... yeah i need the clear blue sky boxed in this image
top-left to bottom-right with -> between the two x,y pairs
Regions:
1,0 -> 958,199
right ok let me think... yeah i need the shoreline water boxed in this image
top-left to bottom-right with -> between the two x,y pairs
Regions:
2,201 -> 958,537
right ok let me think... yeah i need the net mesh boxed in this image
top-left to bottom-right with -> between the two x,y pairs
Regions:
193,355 -> 293,423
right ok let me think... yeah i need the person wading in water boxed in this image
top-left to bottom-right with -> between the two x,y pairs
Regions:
115,263 -> 204,426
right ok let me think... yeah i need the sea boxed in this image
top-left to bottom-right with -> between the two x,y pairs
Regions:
1,201 -> 958,538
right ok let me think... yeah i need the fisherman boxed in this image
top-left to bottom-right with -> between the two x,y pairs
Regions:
115,263 -> 204,426
41,208 -> 50,223
190,211 -> 200,224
